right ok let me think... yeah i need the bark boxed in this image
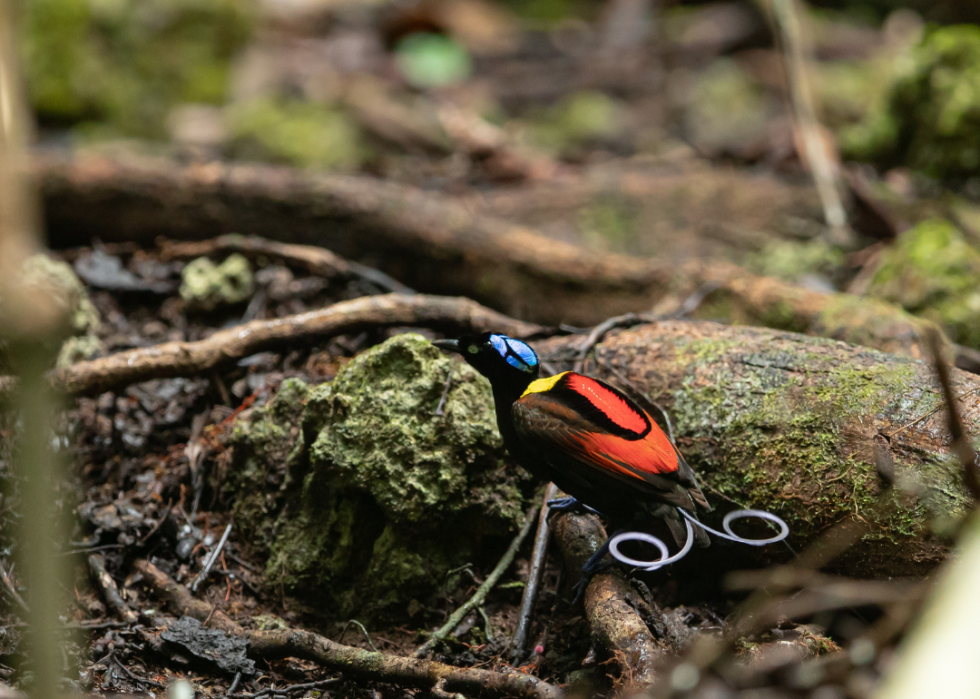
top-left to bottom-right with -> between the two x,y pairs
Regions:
133,559 -> 561,699
551,511 -> 666,687
536,321 -> 980,577
37,152 -> 937,357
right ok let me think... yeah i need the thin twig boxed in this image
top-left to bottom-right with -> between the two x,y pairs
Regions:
574,312 -> 653,373
512,484 -> 557,662
926,328 -> 980,501
433,356 -> 457,416
192,523 -> 233,594
770,0 -> 852,246
0,560 -> 28,613
138,499 -> 174,547
416,506 -> 539,657
339,619 -> 378,653
112,655 -> 165,689
232,678 -> 342,699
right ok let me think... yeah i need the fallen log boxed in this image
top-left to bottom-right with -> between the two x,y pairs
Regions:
37,152 -> 938,357
536,320 -> 979,577
133,560 -> 561,699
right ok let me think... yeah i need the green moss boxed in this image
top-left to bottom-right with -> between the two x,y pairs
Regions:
577,194 -> 640,252
526,91 -> 624,158
230,335 -> 530,621
226,99 -> 367,171
866,219 -> 980,349
683,58 -> 771,155
841,25 -> 980,179
746,239 -> 845,286
667,335 -> 969,548
22,0 -> 252,137
180,254 -> 254,309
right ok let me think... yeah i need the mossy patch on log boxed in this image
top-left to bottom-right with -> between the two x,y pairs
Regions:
228,334 -> 531,621
537,321 -> 978,576
866,219 -> 980,349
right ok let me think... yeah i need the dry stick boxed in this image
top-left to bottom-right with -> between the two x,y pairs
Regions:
0,560 -> 28,613
415,506 -> 539,658
0,294 -> 542,399
573,312 -> 653,374
191,522 -> 233,594
926,327 -> 980,501
133,559 -> 560,699
159,234 -> 415,295
87,554 -> 138,624
770,0 -> 852,247
512,483 -> 558,662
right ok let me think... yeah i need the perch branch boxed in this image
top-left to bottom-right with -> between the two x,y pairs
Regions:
550,510 -> 665,687
416,505 -> 538,657
134,559 -> 561,699
0,294 -> 542,399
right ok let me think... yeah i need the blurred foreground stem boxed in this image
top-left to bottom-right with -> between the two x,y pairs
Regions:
0,2 -> 70,695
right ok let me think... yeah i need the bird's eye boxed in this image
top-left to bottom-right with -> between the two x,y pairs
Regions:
468,345 -> 479,354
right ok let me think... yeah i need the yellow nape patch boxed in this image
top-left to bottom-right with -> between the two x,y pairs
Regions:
521,372 -> 570,398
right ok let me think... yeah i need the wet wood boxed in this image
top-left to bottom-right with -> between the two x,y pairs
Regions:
551,511 -> 665,687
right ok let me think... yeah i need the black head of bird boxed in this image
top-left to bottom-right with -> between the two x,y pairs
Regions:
432,333 -> 539,403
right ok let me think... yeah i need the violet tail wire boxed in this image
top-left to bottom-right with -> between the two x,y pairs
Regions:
607,508 -> 790,571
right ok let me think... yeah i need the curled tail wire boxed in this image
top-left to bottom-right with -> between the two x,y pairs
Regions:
608,508 -> 789,572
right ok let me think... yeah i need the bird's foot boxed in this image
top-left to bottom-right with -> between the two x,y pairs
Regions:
571,559 -> 614,605
547,497 -> 601,515
569,535 -> 617,604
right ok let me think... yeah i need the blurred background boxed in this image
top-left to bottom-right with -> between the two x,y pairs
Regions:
6,2 -> 980,697
19,0 -> 980,353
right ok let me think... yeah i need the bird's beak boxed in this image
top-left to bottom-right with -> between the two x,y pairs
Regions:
431,339 -> 462,354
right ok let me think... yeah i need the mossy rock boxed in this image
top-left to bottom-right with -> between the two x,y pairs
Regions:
866,219 -> 980,349
228,335 -> 531,621
225,99 -> 367,171
841,25 -> 980,180
180,254 -> 254,309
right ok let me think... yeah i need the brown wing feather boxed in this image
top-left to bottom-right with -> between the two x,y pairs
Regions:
512,392 -> 705,513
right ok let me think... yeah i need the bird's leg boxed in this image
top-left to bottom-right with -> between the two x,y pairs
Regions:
570,531 -> 623,604
546,497 -> 601,515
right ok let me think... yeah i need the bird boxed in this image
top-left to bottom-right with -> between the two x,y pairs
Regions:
432,332 -> 711,578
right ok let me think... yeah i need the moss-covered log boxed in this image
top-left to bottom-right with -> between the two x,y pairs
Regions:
536,321 -> 979,577
37,153 -> 938,357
